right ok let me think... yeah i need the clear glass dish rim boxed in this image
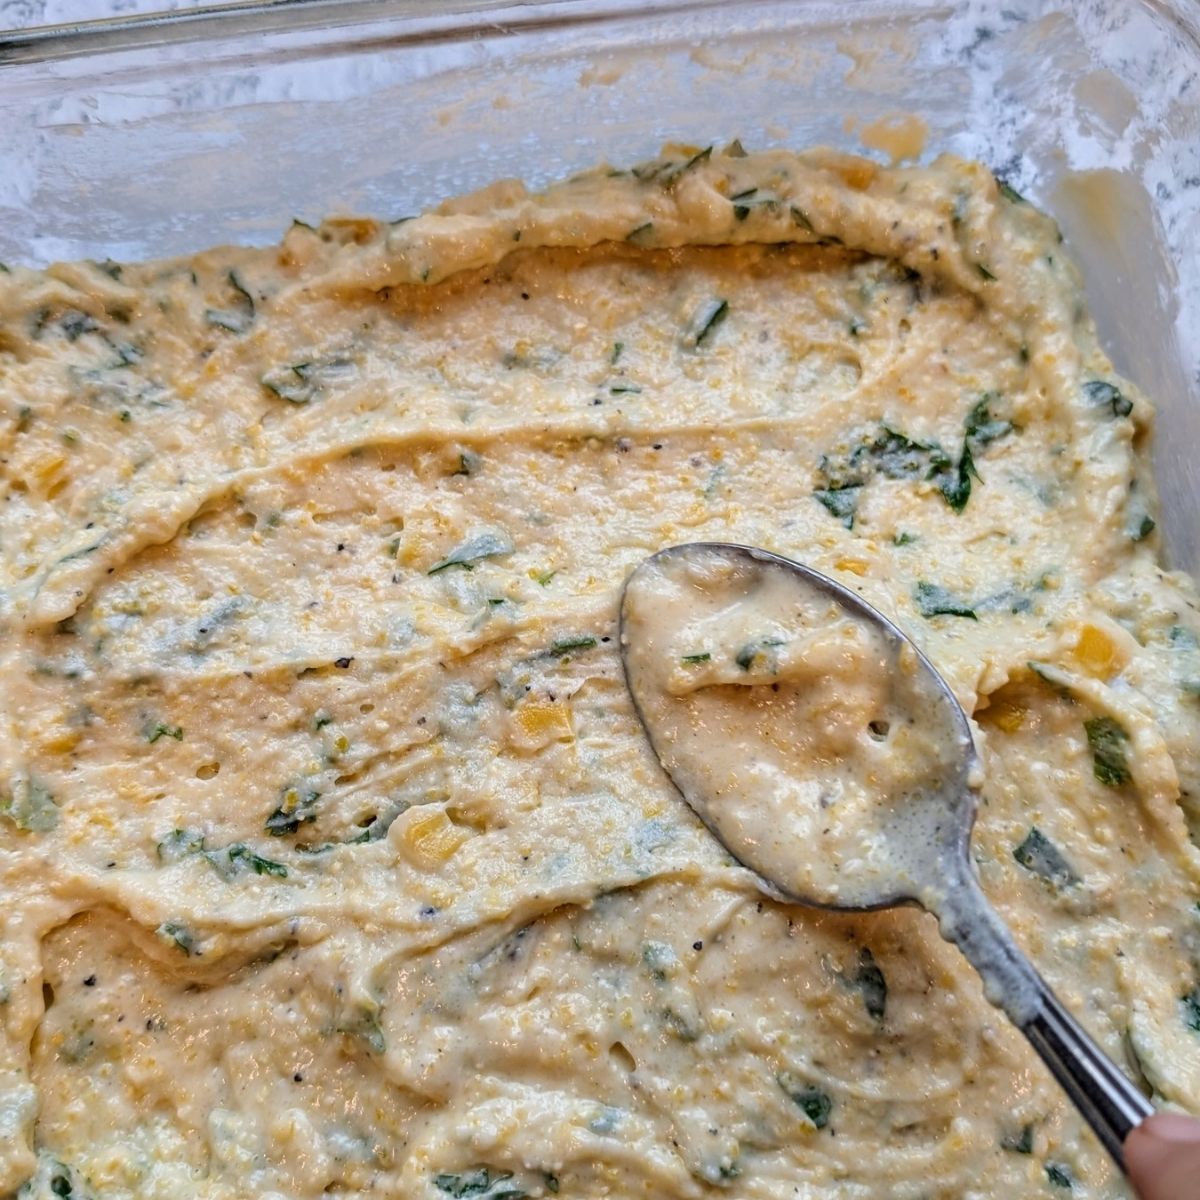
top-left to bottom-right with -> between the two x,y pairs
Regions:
4,0 -> 1194,69
0,0 -> 790,65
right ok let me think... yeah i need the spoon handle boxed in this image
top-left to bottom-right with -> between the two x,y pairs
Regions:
940,871 -> 1153,1170
1023,986 -> 1154,1166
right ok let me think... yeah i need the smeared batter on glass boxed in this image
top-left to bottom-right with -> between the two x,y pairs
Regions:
1,144 -> 1198,1199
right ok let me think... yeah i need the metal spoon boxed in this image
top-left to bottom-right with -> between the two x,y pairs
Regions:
619,541 -> 1153,1169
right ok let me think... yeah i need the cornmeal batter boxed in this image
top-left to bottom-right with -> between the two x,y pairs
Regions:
1,145 -> 1199,1199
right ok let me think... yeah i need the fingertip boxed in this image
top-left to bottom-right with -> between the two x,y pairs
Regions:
1126,1114 -> 1200,1200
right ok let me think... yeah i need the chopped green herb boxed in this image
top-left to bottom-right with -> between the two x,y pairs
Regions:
873,425 -> 937,479
157,828 -> 205,863
935,442 -> 977,513
626,222 -> 654,243
1170,626 -> 1199,649
683,298 -> 728,349
336,1008 -> 387,1055
1001,1123 -> 1035,1154
433,1167 -> 527,1198
642,941 -> 677,981
56,541 -> 101,564
976,263 -> 998,281
265,786 -> 322,836
893,531 -> 917,546
848,317 -> 866,338
262,355 -> 355,404
1046,1163 -> 1074,1189
813,485 -> 861,528
543,1173 -> 560,1194
1181,987 -> 1200,1033
228,270 -> 255,308
0,777 -> 59,833
633,145 -> 714,191
927,394 -> 1015,513
1083,379 -> 1132,419
965,394 -> 1014,445
1130,513 -> 1155,542
778,1074 -> 832,1129
1084,716 -> 1131,787
661,1006 -> 701,1042
1013,827 -> 1079,888
730,188 -> 780,220
610,341 -> 624,365
205,308 -> 249,333
205,270 -> 255,334
156,920 -> 195,955
428,532 -> 514,574
702,464 -> 727,499
57,309 -> 100,341
608,380 -> 642,395
453,450 -> 482,476
221,844 -> 288,878
534,569 -> 557,586
146,722 -> 183,744
854,948 -> 887,1021
998,180 -> 1027,204
314,711 -> 333,730
790,205 -> 816,234
682,652 -> 711,665
914,581 -> 977,620
549,635 -> 597,657
1026,660 -> 1075,698
661,146 -> 713,188
735,637 -> 786,671
815,424 -> 939,498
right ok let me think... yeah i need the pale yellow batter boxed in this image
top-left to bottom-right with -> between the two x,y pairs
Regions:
1,144 -> 1198,1200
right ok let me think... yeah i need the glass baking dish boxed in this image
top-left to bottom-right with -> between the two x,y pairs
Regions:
2,0 -> 1198,568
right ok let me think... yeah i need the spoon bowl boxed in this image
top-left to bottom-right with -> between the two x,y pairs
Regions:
620,541 -> 978,914
619,541 -> 1153,1170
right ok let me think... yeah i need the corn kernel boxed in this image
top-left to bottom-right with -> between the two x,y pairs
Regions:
836,556 -> 868,576
836,159 -> 877,190
40,727 -> 82,755
1071,622 -> 1117,678
510,700 -> 573,751
988,699 -> 1026,734
31,452 -> 66,487
393,807 -> 467,869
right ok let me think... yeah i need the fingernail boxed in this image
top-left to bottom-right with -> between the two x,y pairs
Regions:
1141,1114 -> 1200,1145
